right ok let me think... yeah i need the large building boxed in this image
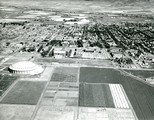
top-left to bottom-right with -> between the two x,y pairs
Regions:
8,61 -> 44,75
53,47 -> 66,59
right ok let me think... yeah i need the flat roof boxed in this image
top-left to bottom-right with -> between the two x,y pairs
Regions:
54,50 -> 66,54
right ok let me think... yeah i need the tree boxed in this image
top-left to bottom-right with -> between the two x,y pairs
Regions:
6,42 -> 10,46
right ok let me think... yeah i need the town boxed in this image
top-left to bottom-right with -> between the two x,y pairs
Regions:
1,15 -> 154,69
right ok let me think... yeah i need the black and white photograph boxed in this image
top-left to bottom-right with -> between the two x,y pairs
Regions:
0,0 -> 154,120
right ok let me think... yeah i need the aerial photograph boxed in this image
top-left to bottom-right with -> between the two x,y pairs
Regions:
0,0 -> 154,120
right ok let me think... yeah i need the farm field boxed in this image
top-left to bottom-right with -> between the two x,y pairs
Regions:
51,67 -> 79,82
78,107 -> 135,120
75,59 -> 113,67
79,83 -> 129,108
79,67 -> 154,120
34,106 -> 75,120
0,81 -> 46,105
79,83 -> 115,107
41,81 -> 79,106
124,69 -> 154,79
0,75 -> 18,96
0,104 -> 35,120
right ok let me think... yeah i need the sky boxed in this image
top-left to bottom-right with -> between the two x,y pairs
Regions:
0,0 -> 154,13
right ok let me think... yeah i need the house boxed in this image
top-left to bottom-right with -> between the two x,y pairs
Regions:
113,52 -> 123,59
110,47 -> 122,53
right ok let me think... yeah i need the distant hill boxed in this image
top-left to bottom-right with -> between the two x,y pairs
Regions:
85,0 -> 154,3
1,0 -> 152,1
36,0 -> 152,1
1,0 -> 154,13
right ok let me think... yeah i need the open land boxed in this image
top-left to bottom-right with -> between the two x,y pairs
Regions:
0,104 -> 35,120
124,69 -> 154,78
80,67 -> 154,120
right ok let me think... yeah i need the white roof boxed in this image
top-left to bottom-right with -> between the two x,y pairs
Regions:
9,61 -> 44,75
11,61 -> 36,68
54,50 -> 66,54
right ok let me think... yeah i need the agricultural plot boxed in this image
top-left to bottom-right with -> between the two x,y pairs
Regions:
80,67 -> 120,84
124,69 -> 154,79
0,57 -> 4,62
0,75 -> 18,96
51,67 -> 79,82
0,81 -> 46,105
34,106 -> 75,120
0,74 -> 3,81
0,64 -> 10,71
0,104 -> 35,120
78,107 -> 135,120
41,82 -> 78,106
109,84 -> 129,109
79,83 -> 115,107
76,59 -> 113,67
79,67 -> 154,120
3,75 -> 18,81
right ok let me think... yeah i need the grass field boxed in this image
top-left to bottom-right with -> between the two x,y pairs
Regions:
0,81 -> 46,105
51,67 -> 78,82
79,67 -> 154,120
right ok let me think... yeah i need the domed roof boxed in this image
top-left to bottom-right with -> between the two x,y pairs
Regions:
9,61 -> 44,75
9,61 -> 37,71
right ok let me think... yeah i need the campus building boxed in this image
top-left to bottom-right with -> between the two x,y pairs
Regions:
8,61 -> 44,75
